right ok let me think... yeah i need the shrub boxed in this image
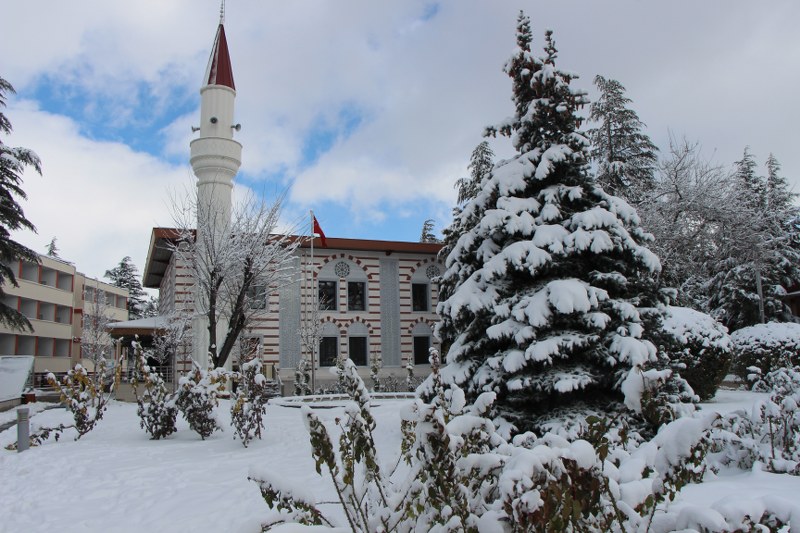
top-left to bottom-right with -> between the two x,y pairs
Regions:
46,360 -> 112,438
131,342 -> 178,440
730,322 -> 800,389
661,306 -> 732,400
175,362 -> 226,440
249,349 -> 719,532
231,358 -> 276,447
709,366 -> 800,475
293,358 -> 311,396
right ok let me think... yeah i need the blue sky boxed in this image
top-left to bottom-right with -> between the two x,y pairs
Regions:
3,1 -> 800,281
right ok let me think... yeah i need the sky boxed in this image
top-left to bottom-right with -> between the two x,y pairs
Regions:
2,1 -> 800,284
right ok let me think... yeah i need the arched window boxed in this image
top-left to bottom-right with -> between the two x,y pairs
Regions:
412,322 -> 433,365
347,322 -> 369,366
318,259 -> 369,312
410,262 -> 442,312
319,322 -> 339,367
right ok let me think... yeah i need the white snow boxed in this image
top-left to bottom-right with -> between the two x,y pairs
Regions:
1,390 -> 799,532
731,321 -> 800,348
663,306 -> 730,349
0,356 -> 34,402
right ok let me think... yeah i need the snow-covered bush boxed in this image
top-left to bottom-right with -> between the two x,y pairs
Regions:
710,366 -> 800,475
131,342 -> 177,440
46,361 -> 111,438
175,362 -> 226,440
8,360 -> 116,447
661,306 -> 732,400
293,358 -> 311,396
405,361 -> 415,392
730,322 -> 800,389
230,358 -> 274,447
250,348 -> 718,532
369,351 -> 382,392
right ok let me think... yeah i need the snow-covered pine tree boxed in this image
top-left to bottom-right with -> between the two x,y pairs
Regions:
455,141 -> 495,206
587,75 -> 658,204
706,150 -> 800,331
105,256 -> 147,320
0,76 -> 40,333
434,14 -> 673,431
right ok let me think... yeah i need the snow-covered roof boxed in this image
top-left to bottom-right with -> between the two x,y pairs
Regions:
0,356 -> 34,402
106,316 -> 168,336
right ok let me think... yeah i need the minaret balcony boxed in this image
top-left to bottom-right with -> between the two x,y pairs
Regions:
190,136 -> 242,177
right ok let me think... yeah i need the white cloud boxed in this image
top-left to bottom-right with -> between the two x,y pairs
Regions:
3,0 -> 800,281
6,101 -> 188,280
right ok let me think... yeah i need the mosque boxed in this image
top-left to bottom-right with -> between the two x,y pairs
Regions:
111,16 -> 444,391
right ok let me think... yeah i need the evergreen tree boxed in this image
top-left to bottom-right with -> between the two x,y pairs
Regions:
419,219 -> 439,243
0,76 -> 40,332
454,141 -> 494,205
766,153 -> 792,213
438,141 -> 495,354
706,150 -> 800,330
141,295 -> 159,318
587,75 -> 658,204
105,256 -> 147,320
441,141 -> 495,256
434,14 -> 672,430
45,237 -> 59,258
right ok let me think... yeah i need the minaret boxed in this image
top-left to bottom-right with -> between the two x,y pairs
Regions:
190,19 -> 241,229
190,13 -> 241,369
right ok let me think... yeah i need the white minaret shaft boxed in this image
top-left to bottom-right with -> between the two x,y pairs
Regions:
190,21 -> 240,369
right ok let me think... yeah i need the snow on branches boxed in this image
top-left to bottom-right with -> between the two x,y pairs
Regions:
131,341 -> 178,440
434,12 -> 680,431
175,362 -> 226,440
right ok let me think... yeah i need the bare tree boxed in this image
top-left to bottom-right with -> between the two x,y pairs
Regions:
638,137 -> 734,305
81,283 -> 115,371
170,189 -> 300,369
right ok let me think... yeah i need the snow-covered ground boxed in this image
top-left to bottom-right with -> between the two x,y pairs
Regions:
0,391 -> 797,532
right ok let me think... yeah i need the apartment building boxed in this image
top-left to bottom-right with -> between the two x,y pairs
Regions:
0,253 -> 129,382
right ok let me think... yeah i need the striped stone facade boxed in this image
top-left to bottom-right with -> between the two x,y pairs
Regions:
143,230 -> 444,387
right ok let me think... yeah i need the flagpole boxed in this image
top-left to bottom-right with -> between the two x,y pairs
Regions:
309,209 -> 316,393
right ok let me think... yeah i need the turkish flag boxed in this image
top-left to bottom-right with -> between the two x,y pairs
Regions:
312,216 -> 327,247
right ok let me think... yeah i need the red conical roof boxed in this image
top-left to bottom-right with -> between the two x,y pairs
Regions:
204,23 -> 235,89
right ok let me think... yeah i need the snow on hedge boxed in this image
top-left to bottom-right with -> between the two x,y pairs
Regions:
662,306 -> 730,350
731,322 -> 800,350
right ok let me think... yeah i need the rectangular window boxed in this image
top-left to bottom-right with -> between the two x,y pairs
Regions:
349,336 -> 368,366
412,283 -> 429,312
413,336 -> 431,365
247,284 -> 267,310
319,280 -> 337,311
347,281 -> 366,311
319,337 -> 338,367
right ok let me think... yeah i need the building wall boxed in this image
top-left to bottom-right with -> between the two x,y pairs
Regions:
0,253 -> 129,382
258,246 -> 444,386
